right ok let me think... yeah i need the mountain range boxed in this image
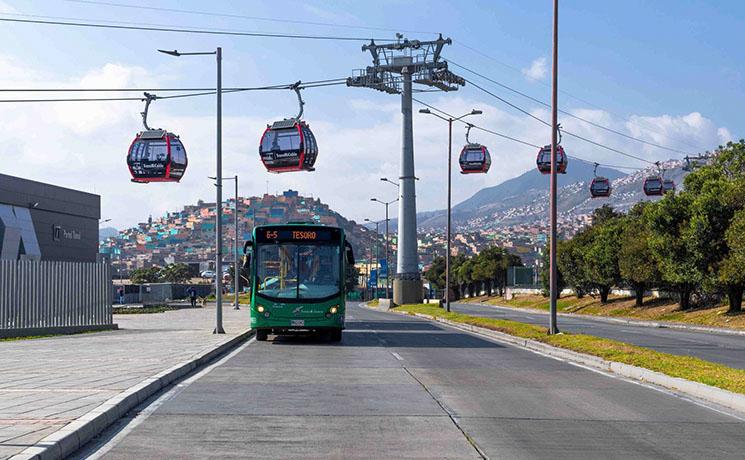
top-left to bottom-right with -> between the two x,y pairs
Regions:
390,158 -> 688,231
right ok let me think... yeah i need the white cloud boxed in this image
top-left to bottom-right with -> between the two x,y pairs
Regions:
522,57 -> 548,81
0,55 -> 735,231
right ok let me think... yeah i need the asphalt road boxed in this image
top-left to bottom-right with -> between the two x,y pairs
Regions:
452,302 -> 745,369
87,303 -> 745,459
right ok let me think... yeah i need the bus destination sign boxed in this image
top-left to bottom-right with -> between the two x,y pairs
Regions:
256,227 -> 339,244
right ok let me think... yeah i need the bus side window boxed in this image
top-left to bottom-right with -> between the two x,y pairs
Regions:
344,241 -> 355,266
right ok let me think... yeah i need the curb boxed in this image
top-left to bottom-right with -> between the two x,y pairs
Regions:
11,329 -> 255,460
383,307 -> 745,415
463,302 -> 745,337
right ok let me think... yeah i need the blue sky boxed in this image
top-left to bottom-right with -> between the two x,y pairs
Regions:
0,0 -> 742,229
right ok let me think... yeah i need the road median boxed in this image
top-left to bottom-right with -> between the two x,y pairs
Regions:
385,303 -> 745,414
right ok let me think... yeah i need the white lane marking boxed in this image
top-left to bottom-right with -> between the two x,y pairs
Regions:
390,352 -> 404,361
77,338 -> 257,459
426,319 -> 745,422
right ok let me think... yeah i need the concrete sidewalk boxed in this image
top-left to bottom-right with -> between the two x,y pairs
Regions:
1,306 -> 250,459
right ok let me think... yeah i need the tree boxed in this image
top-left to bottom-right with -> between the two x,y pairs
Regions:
720,210 -> 745,312
591,204 -> 620,226
130,266 -> 162,284
540,245 -> 566,296
584,217 -> 623,303
618,203 -> 660,306
684,140 -> 745,311
645,193 -> 702,310
455,257 -> 475,298
424,256 -> 446,291
557,232 -> 593,298
472,247 -> 503,296
160,263 -> 191,283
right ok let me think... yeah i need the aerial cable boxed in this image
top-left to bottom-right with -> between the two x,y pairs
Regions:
413,97 -> 541,149
0,78 -> 348,93
448,53 -> 706,153
64,0 -> 438,35
461,76 -> 657,165
0,16 -> 394,42
0,81 -> 347,103
414,97 -> 651,171
449,60 -> 693,156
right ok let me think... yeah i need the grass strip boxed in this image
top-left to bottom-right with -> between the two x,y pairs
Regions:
394,303 -> 745,395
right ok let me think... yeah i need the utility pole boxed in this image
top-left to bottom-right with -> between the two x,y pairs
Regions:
158,46 -> 224,334
549,0 -> 560,335
348,34 -> 465,305
419,109 -> 481,312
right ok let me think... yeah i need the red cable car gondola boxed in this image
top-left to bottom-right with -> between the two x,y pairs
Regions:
589,163 -> 611,198
259,82 -> 318,173
643,175 -> 664,196
536,144 -> 567,174
459,124 -> 491,174
127,93 -> 187,183
662,178 -> 676,194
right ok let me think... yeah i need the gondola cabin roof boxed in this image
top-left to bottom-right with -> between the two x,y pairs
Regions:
643,175 -> 664,196
259,119 -> 318,173
589,177 -> 611,198
127,130 -> 187,183
459,144 -> 491,174
536,145 -> 567,174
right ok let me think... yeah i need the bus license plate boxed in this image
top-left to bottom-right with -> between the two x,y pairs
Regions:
291,320 -> 305,327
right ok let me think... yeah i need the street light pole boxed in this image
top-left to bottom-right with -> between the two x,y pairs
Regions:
379,178 -> 400,300
549,0 -> 560,335
159,47 -> 224,334
419,108 -> 481,312
364,218 -> 383,300
371,197 -> 398,299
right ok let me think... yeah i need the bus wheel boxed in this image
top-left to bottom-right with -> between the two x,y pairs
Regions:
330,329 -> 342,342
256,329 -> 268,341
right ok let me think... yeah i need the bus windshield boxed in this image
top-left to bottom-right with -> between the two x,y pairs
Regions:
256,243 -> 340,300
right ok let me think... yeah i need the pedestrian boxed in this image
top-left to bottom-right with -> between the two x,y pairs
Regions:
187,286 -> 197,308
117,287 -> 124,305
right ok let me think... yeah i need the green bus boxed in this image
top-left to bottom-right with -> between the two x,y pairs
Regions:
243,223 -> 355,342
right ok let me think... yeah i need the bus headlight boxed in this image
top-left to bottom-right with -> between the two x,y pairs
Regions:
263,312 -> 270,318
329,305 -> 339,314
257,305 -> 265,313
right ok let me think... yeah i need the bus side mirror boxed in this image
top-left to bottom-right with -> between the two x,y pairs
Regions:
242,240 -> 253,270
344,241 -> 355,266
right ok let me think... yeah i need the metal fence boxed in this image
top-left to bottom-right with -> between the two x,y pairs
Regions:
0,260 -> 113,334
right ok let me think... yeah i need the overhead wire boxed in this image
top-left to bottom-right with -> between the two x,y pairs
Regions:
413,97 -> 646,172
0,80 -> 348,103
451,45 -> 708,152
448,59 -> 693,155
413,97 -> 540,149
0,16 -> 394,41
0,78 -> 348,93
64,0 -> 438,35
461,76 -> 657,165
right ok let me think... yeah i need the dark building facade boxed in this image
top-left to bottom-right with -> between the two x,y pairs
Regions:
0,173 -> 100,262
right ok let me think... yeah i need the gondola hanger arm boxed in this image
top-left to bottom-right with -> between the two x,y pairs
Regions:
291,81 -> 305,120
141,92 -> 158,131
465,123 -> 474,144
